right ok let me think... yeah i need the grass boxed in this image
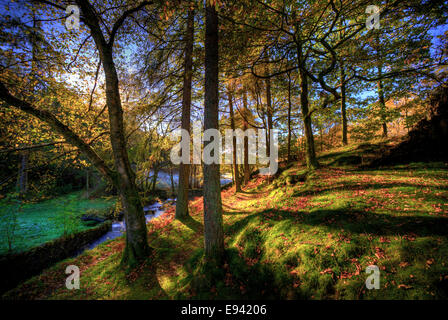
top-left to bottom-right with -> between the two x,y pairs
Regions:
3,141 -> 448,300
0,192 -> 116,255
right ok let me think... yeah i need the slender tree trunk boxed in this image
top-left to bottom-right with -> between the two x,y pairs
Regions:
339,61 -> 348,145
242,89 -> 250,184
203,2 -> 224,263
228,89 -> 241,192
169,166 -> 175,197
151,167 -> 158,192
287,72 -> 292,163
319,124 -> 323,152
176,5 -> 194,220
299,67 -> 319,169
296,40 -> 319,169
265,66 -> 273,158
103,54 -> 151,266
75,0 -> 151,266
377,65 -> 388,138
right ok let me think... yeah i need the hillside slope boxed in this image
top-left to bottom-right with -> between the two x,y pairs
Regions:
3,142 -> 448,300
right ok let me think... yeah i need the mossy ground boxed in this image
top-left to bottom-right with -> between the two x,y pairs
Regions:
0,192 -> 115,254
4,141 -> 448,300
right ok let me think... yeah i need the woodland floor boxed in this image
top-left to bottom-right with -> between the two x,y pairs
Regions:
3,140 -> 448,300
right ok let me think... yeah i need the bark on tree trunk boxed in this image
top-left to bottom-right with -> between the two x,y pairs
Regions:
203,2 -> 224,264
287,72 -> 292,163
265,66 -> 273,158
299,67 -> 319,169
151,167 -> 158,192
102,54 -> 151,266
75,0 -> 151,266
242,89 -> 250,184
169,166 -> 175,197
377,65 -> 388,138
228,89 -> 241,192
339,61 -> 348,145
176,4 -> 194,220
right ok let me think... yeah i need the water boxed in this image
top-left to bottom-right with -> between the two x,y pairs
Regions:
149,170 -> 233,189
76,175 -> 232,255
75,199 -> 172,255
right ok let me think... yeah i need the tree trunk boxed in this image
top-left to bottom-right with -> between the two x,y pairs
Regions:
228,89 -> 241,192
242,89 -> 250,184
151,167 -> 158,192
299,67 -> 319,169
203,2 -> 224,264
176,5 -> 194,220
265,66 -> 273,158
103,54 -> 151,266
377,65 -> 388,138
287,72 -> 292,162
74,0 -> 151,266
169,166 -> 175,197
339,61 -> 348,145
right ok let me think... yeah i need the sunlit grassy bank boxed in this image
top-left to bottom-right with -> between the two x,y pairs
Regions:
4,141 -> 448,300
0,192 -> 115,254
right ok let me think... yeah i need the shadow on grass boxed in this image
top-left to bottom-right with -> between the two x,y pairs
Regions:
232,206 -> 448,238
292,181 -> 448,198
178,215 -> 203,233
173,247 -> 302,299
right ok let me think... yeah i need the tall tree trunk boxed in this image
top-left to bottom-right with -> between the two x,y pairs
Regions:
297,40 -> 319,169
203,2 -> 224,263
228,89 -> 241,192
169,166 -> 175,197
151,167 -> 158,192
103,54 -> 151,266
75,0 -> 151,266
299,67 -> 319,169
377,65 -> 388,138
242,89 -> 250,184
176,5 -> 194,220
265,66 -> 273,157
287,72 -> 292,163
339,60 -> 348,145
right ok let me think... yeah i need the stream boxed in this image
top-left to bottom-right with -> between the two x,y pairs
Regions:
75,174 -> 232,256
75,199 -> 174,256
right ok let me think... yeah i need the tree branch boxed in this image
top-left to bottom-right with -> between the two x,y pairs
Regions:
0,81 -> 117,184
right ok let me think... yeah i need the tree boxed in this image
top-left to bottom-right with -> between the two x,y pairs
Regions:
0,0 -> 154,266
203,0 -> 225,264
176,3 -> 195,220
227,83 -> 241,192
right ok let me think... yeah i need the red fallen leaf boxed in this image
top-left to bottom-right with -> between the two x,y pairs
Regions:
399,261 -> 410,268
379,237 -> 391,243
375,247 -> 385,259
320,268 -> 333,275
426,258 -> 435,266
398,284 -> 413,289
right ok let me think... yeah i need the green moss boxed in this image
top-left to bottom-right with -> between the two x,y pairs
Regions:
0,192 -> 116,254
